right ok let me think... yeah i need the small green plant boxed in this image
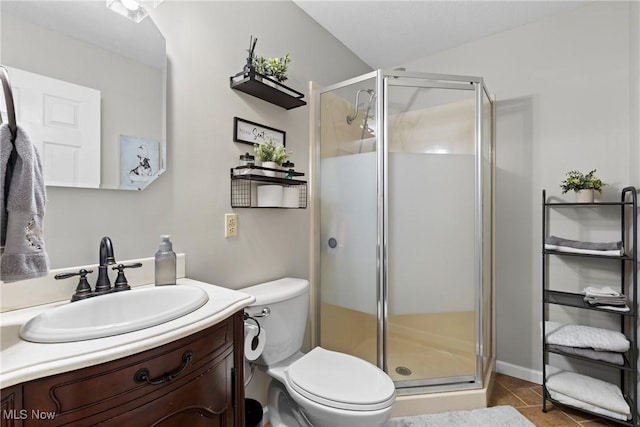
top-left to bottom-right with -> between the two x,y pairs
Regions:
253,137 -> 289,165
252,53 -> 291,82
245,36 -> 292,82
560,169 -> 606,194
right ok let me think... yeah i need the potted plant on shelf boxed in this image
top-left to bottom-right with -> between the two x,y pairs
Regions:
254,137 -> 289,177
245,36 -> 292,84
560,169 -> 606,203
252,53 -> 292,83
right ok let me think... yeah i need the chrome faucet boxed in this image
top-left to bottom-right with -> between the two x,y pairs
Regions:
95,236 -> 116,295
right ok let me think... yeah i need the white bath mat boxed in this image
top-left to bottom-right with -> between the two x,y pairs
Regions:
386,405 -> 534,427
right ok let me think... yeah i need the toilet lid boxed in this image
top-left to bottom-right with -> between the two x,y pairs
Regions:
286,347 -> 395,411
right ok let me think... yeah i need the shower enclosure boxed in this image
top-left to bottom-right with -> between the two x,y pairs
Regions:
312,70 -> 494,395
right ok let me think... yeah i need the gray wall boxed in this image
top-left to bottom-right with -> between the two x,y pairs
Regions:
401,1 -> 640,377
40,1 -> 371,288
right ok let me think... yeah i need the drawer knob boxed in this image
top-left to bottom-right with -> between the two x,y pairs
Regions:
134,350 -> 194,385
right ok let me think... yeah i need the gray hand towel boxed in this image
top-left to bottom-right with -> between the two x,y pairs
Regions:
0,124 -> 49,282
1,123 -> 13,252
545,235 -> 622,251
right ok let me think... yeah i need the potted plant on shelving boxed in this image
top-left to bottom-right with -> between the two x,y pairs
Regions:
245,35 -> 292,84
560,169 -> 606,203
252,53 -> 292,83
254,137 -> 289,177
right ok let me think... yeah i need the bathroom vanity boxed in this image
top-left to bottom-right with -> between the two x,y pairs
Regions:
2,313 -> 242,426
0,279 -> 254,427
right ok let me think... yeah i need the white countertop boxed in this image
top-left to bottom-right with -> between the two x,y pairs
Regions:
0,278 -> 255,389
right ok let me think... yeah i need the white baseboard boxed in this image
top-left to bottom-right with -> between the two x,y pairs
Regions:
496,360 -> 542,385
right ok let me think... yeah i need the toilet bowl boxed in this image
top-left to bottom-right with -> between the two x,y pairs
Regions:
241,278 -> 395,427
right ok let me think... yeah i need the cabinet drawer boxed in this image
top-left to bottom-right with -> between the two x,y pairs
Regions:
23,318 -> 233,426
94,351 -> 235,427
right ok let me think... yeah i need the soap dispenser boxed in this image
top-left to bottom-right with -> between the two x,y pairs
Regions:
155,235 -> 176,286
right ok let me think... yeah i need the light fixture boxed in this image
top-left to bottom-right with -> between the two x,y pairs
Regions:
106,0 -> 163,23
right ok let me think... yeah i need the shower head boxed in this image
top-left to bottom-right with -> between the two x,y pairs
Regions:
392,67 -> 406,78
346,89 -> 376,125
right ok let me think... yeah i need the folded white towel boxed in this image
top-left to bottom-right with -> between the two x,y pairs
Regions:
546,344 -> 624,365
544,243 -> 623,257
545,321 -> 629,352
583,286 -> 621,297
545,236 -> 623,252
583,294 -> 629,311
590,305 -> 631,312
546,367 -> 630,416
547,389 -> 630,421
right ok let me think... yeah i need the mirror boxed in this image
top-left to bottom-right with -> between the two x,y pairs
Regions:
0,1 -> 166,190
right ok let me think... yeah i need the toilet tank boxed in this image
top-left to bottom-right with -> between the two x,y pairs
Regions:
241,278 -> 309,366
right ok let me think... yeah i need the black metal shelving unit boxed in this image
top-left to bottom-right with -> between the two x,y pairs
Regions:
229,69 -> 306,110
541,187 -> 638,426
230,165 -> 307,208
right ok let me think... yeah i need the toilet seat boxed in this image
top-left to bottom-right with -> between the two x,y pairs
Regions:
286,347 -> 395,412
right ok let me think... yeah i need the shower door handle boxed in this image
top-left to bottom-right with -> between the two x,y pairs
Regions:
328,237 -> 338,248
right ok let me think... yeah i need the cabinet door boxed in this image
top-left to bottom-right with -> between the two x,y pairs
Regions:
1,385 -> 23,427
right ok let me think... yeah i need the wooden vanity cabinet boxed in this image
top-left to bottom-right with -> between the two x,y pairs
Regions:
2,311 -> 245,427
1,385 -> 23,427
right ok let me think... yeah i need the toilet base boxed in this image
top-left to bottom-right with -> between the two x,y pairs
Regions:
267,380 -> 312,427
266,378 -> 393,427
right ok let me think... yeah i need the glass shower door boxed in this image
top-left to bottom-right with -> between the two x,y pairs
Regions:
318,76 -> 379,367
385,78 -> 479,387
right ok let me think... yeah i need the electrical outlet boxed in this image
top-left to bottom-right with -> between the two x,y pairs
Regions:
225,213 -> 238,238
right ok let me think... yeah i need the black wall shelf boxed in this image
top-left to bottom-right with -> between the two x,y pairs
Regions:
230,70 -> 307,110
230,166 -> 307,209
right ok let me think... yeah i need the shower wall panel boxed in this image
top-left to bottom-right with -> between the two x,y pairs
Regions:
320,90 -> 375,158
388,152 -> 475,315
387,99 -> 475,154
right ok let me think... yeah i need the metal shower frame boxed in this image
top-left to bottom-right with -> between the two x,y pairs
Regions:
312,69 -> 494,395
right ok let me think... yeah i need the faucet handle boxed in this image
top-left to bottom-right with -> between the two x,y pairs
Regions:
56,269 -> 94,302
111,263 -> 142,291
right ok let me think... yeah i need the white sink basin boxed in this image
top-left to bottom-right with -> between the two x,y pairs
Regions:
19,286 -> 209,343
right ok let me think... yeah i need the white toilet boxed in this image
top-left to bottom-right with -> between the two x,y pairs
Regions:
241,278 -> 395,427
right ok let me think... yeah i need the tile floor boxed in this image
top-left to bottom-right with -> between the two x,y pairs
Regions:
491,373 -> 617,426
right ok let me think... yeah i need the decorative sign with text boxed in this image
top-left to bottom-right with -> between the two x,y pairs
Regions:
233,117 -> 286,146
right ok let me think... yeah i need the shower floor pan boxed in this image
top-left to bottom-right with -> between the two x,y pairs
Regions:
352,336 -> 475,382
320,303 -> 476,382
